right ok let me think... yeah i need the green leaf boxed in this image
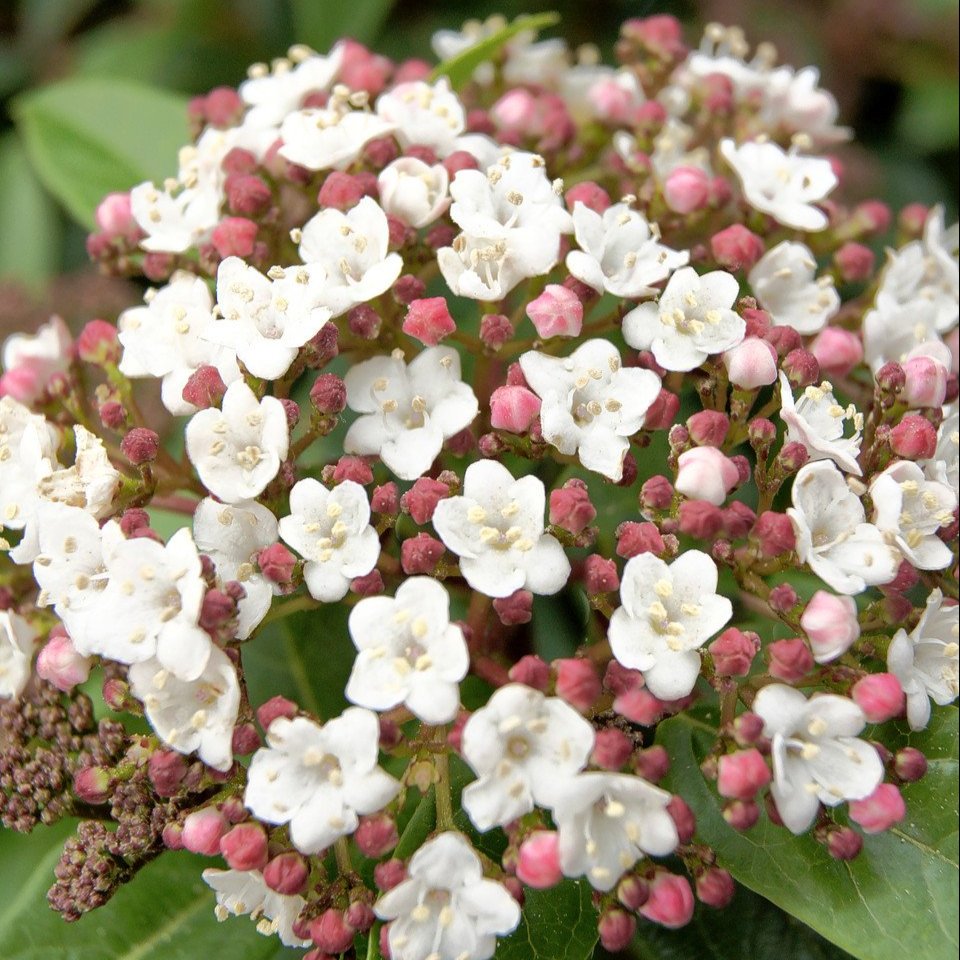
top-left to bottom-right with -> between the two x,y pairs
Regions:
429,12 -> 560,90
495,879 -> 598,960
532,588 -> 589,662
896,78 -> 960,152
290,0 -> 397,51
14,78 -> 190,228
657,707 -> 959,960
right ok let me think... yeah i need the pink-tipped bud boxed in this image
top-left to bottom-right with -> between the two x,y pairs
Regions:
257,543 -> 296,586
95,191 -> 137,237
583,554 -> 619,594
493,589 -> 533,625
675,447 -> 739,505
516,831 -> 563,889
374,858 -> 407,892
509,655 -> 550,691
77,319 -> 120,365
479,313 -> 513,350
617,874 -> 650,910
183,365 -> 227,409
351,569 -> 384,597
182,807 -> 229,856
634,744 -> 671,783
554,658 -> 601,713
36,632 -> 92,692
774,441 -> 810,475
329,456 -> 372,486
211,217 -> 257,258
257,695 -> 298,730
400,533 -> 444,574
686,410 -> 730,447
311,909 -> 355,953
592,728 -> 633,770
219,822 -> 268,871
232,722 -> 260,755
834,242 -> 875,282
801,591 -> 860,663
663,165 -> 710,214
876,360 -> 906,396
148,750 -> 188,797
121,428 -> 160,464
782,348 -> 821,389
309,373 -> 347,414
264,851 -> 309,895
401,477 -> 450,524
549,478 -> 596,534
99,400 -> 127,429
732,712 -> 765,747
851,673 -> 905,723
615,687 -> 666,726
354,814 -> 399,858
722,499 -> 755,539
825,826 -> 863,861
723,337 -> 778,389
768,582 -> 799,612
708,628 -> 759,677
768,638 -> 814,682
894,747 -> 928,782
711,224 -> 764,272
678,499 -> 724,539
489,385 -> 541,433
717,749 -> 772,800
566,181 -> 611,213
643,388 -> 680,430
723,798 -> 760,831
809,327 -> 863,379
854,199 -> 891,234
902,355 -> 948,408
402,297 -> 456,346
665,795 -> 696,843
371,482 -> 400,515
525,284 -> 583,338
889,415 -> 938,459
73,766 -> 112,804
616,521 -> 665,559
225,173 -> 272,216
639,872 -> 695,929
598,907 -> 637,951
849,783 -> 906,834
696,867 -> 735,908
752,511 -> 796,557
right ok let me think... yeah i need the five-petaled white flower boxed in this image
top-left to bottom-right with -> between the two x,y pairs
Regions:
346,577 -> 468,724
922,405 -> 959,491
374,832 -> 521,960
344,347 -> 478,481
622,266 -> 745,372
38,425 -> 121,519
552,772 -> 679,891
887,589 -> 959,731
244,708 -> 400,854
719,138 -> 837,231
749,241 -> 839,334
278,479 -> 380,602
376,78 -> 467,154
0,610 -> 37,700
608,550 -> 732,700
279,100 -> 396,172
460,683 -> 594,831
788,461 -> 898,595
431,460 -> 570,598
753,684 -> 884,834
520,339 -> 661,481
186,380 -> 289,504
377,157 -> 451,228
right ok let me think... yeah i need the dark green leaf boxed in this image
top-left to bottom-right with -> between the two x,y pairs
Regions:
657,707 -> 959,960
532,589 -> 589,662
290,0 -> 397,51
14,78 -> 190,227
495,879 -> 598,960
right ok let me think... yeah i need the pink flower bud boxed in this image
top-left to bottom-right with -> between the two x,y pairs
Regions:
401,477 -> 450,524
849,783 -> 906,834
889,414 -> 938,459
566,181 -> 611,214
95,191 -> 137,236
644,388 -> 681,429
752,511 -> 796,557
371,482 -> 400,514
851,673 -> 905,723
894,747 -> 928,782
225,173 -> 272,216
832,241 -> 874,282
232,722 -> 260,755
663,165 -> 711,214
617,874 -> 650,910
182,807 -> 228,855
148,750 -> 188,797
525,284 -> 583,338
876,360 -> 906,396
824,826 -> 863,861
710,224 -> 764,272
479,313 -> 513,350
686,410 -> 729,447
801,591 -> 860,663
354,814 -> 399,858
639,872 -> 695,929
809,327 -> 864,379
516,831 -> 563,889
489,385 -> 541,433
219,822 -> 268,871
640,474 -> 675,511
329,456 -> 371,485
854,199 -> 891,234
768,582 -> 799,612
309,373 -> 347,414
182,365 -> 227,408
899,202 -> 929,235
493,589 -> 534,625
554,658 -> 601,713
374,858 -> 407,892
98,400 -> 126,429
402,297 -> 456,346
77,319 -> 120,365
616,521 -> 665,559
211,217 -> 257,258
766,324 -> 802,357
346,303 -> 380,340
264,851 -> 309,894
508,655 -> 550,691
257,695 -> 298,730
717,749 -> 772,800
351,569 -> 384,596
696,867 -> 735,908
598,907 -> 637,952
583,554 -> 619,594
675,447 -> 739,505
549,479 -> 596,534
708,628 -> 759,677
768,638 -> 814,682
311,909 -> 355,953
782,348 -> 821,389
722,500 -> 755,539
678,500 -> 724,539
634,745 -> 671,783
723,798 -> 760,830
73,766 -> 112,804
400,533 -> 444,574
623,14 -> 687,60
901,355 -> 948,408
256,543 -> 296,587
36,632 -> 92,692
723,337 -> 778,389
121,427 -> 160,464
775,441 -> 810,474
346,900 -> 376,935
733,712 -> 765,747
162,823 -> 184,849
317,170 -> 368,210
666,796 -> 696,843
592,728 -> 633,770
615,687 -> 666,726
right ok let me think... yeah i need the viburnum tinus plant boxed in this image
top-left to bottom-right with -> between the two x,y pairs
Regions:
1,11 -> 958,960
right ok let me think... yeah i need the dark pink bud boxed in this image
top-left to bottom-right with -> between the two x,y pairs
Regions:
825,826 -> 863,861
768,582 -> 799,612
723,798 -> 760,831
402,477 -> 450,524
211,217 -> 257,258
851,673 -> 905,723
592,728 -> 633,770
752,511 -> 796,557
733,712 -> 765,747
99,400 -> 127,429
709,627 -> 759,677
693,867 -> 733,909
766,324 -> 802,357
889,415 -> 937,459
775,441 -> 810,474
617,874 -> 650,910
615,687 -> 666,726
219,822 -> 268,871
304,322 -> 339,368
809,327 -> 863,379
898,202 -> 928,235
768,639 -> 814,682
717,749 -> 771,800
147,750 -> 188,797
118,506 -> 152,537
442,149 -> 479,178
347,304 -> 381,339
121,427 -> 160,464
77,319 -> 120,365
554,658 -> 601,713
849,783 -> 906,834
549,479 -> 596,534
261,852 -> 308,895
278,398 -> 300,430
508,655 -> 550,691
333,456 -> 374,485
663,165 -> 711,214
309,373 -> 347,414
403,297 -> 456,346
374,858 -> 407,892
894,747 -> 928,782
644,388 -> 681,430
311,909 -> 355,953
855,199 -> 891,234
722,501 -> 755,539
183,365 -> 227,409
257,695 -> 298,730
493,589 -> 533,625
388,275 -> 424,307
598,907 -> 636,952
73,766 -> 112,804
200,588 -> 237,632
354,813 -> 399,858
225,173 -> 272,216
565,181 -> 611,214
741,307 -> 771,339
876,360 -> 906,396
640,872 -> 695,929
317,171 -> 367,210
257,543 -> 296,586
400,533 -> 444,574
711,224 -> 764,272
617,521 -> 666,560
232,722 -> 260,755
678,499 -> 724,539
639,476 -> 674,512
489,385 -> 541,433
516,831 -> 563,889
603,663 -> 644,698
371,482 -> 400,514
351,569 -> 384,597
686,409 -> 729,447
782,348 -> 820,389
583,554 -> 619,594
634,744 -> 671,783
834,242 -> 875,282
182,807 -> 228,856
479,313 -> 513,350
345,900 -> 375,934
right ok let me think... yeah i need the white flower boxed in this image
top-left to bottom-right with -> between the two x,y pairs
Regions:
749,241 -> 839,334
118,273 -> 241,416
719,138 -> 837,231
552,772 -> 678,891
863,297 -> 945,373
608,550 -> 732,700
779,374 -> 862,475
519,339 -> 660,481
870,460 -> 956,571
437,233 -> 526,301
345,577 -> 468,724
761,66 -> 848,144
38,426 -> 121,518
431,461 -> 570,598
503,36 -> 569,87
185,380 -> 288,504
622,266 -> 745,372
245,708 -> 400,854
278,479 -> 380,602
374,832 -> 521,960
0,316 -> 71,403
128,647 -> 240,771
203,868 -> 309,948
76,523 -> 213,680
343,347 -> 478,481
788,461 -> 898,595
922,405 -> 959,490
376,78 -> 466,156
193,498 -> 279,639
460,684 -> 594,831
298,196 -> 403,317
209,258 -> 332,380
887,589 -> 959,730
565,202 -> 689,299
378,157 -> 450,228
279,104 -> 395,171
0,610 -> 36,699
753,684 -> 884,834
129,181 -> 221,254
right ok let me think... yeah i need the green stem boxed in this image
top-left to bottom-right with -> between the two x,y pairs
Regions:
434,739 -> 455,832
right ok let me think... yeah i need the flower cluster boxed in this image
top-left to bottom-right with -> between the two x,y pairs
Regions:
1,13 -> 957,960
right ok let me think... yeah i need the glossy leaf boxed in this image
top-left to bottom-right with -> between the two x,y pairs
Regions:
496,879 -> 598,960
657,707 -> 959,960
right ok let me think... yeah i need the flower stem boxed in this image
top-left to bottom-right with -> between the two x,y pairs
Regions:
434,731 -> 455,832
